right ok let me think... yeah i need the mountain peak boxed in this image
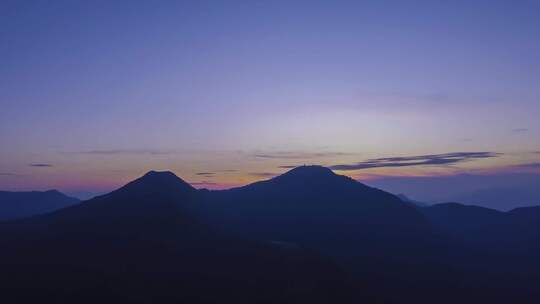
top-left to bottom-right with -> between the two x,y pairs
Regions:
142,170 -> 178,179
119,170 -> 195,195
281,165 -> 336,177
272,165 -> 342,184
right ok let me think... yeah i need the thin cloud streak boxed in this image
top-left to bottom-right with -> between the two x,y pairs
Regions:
253,151 -> 350,160
190,181 -> 218,186
69,149 -> 172,156
196,172 -> 215,176
279,165 -> 299,169
28,163 -> 53,167
249,172 -> 278,178
329,152 -> 500,171
0,173 -> 19,176
513,163 -> 540,169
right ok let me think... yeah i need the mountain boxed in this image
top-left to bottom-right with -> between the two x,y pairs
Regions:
508,206 -> 540,252
508,205 -> 540,224
448,186 -> 540,210
365,172 -> 540,210
0,190 -> 79,221
4,167 -> 540,303
0,171 -> 354,304
192,166 -> 540,303
420,203 -> 514,249
196,166 -> 436,257
420,202 -> 540,281
421,202 -> 540,254
193,166 -> 455,303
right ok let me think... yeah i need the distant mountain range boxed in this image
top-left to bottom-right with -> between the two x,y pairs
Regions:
367,173 -> 540,210
421,202 -> 540,256
447,186 -> 540,210
1,166 -> 540,303
0,190 -> 79,221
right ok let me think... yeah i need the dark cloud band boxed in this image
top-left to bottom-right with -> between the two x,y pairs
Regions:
70,149 -> 171,155
253,151 -> 349,160
0,172 -> 19,176
249,172 -> 278,178
329,152 -> 500,171
196,172 -> 215,176
28,163 -> 53,167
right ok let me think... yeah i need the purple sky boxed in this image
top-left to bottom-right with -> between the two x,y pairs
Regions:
1,1 -> 539,207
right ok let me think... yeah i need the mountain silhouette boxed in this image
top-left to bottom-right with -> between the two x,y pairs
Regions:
421,202 -> 509,235
3,167 -> 540,303
12,170 -> 202,241
0,190 -> 79,221
508,206 -> 540,253
193,165 -> 454,303
420,202 -> 540,301
0,170 -> 354,304
196,165 -> 435,255
120,170 -> 196,194
448,185 -> 540,210
421,203 -> 540,257
508,205 -> 540,224
420,203 -> 517,253
49,170 -> 197,219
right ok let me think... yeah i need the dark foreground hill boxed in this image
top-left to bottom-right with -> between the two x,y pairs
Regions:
0,171 -> 355,304
0,190 -> 80,221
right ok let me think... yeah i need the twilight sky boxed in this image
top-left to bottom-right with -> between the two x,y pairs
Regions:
1,1 -> 540,206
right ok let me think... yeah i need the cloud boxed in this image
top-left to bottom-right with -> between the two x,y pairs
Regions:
253,151 -> 349,160
250,172 -> 278,178
0,172 -> 19,176
329,152 -> 500,171
512,128 -> 529,133
69,149 -> 171,156
196,172 -> 215,176
278,165 -> 299,169
28,163 -> 53,167
513,162 -> 540,169
190,181 -> 218,186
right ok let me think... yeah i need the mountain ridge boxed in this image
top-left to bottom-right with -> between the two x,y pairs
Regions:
0,190 -> 80,221
3,166 -> 540,303
0,168 -> 353,304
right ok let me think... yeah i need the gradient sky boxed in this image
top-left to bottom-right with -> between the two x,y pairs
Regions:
1,1 -> 540,204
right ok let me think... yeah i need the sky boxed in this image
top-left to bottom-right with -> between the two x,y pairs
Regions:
1,1 -> 540,206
